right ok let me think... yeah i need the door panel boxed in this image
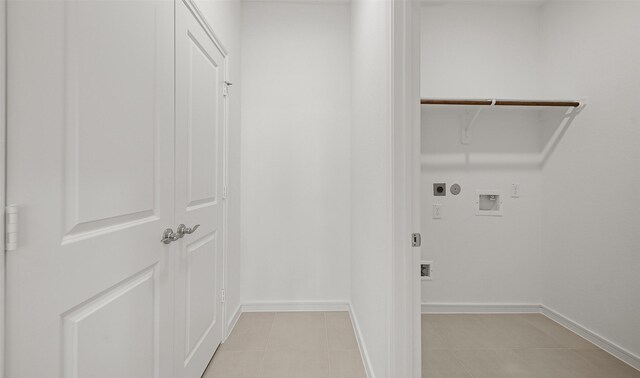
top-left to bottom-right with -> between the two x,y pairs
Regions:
68,1 -> 158,230
187,34 -> 220,208
63,269 -> 156,378
185,233 -> 218,357
6,1 -> 174,377
175,1 -> 226,376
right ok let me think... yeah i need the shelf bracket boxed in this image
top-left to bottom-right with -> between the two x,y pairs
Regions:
575,98 -> 588,113
558,98 -> 587,121
461,99 -> 494,144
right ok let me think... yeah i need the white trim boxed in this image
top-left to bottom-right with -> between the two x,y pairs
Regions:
0,0 -> 6,374
241,301 -> 349,313
420,303 -> 640,372
220,38 -> 231,346
218,301 -> 640,375
421,0 -> 548,6
224,304 -> 242,342
348,303 -> 375,378
422,303 -> 541,314
227,302 -> 375,377
243,0 -> 350,4
541,305 -> 640,372
390,0 -> 422,377
181,0 -> 228,56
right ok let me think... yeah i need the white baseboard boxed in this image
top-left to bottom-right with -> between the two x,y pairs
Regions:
235,301 -> 373,377
541,305 -> 640,372
226,301 -> 639,375
241,301 -> 349,313
224,304 -> 242,341
420,302 -> 639,372
348,302 -> 375,378
422,303 -> 541,314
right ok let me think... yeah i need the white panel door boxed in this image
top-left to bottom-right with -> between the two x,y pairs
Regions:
174,1 -> 226,377
6,1 -> 174,377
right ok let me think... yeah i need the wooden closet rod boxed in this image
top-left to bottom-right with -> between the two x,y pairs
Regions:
421,99 -> 581,107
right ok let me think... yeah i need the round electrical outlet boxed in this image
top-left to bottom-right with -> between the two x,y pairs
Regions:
450,184 -> 461,195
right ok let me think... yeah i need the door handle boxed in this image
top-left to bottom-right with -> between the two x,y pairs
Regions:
161,228 -> 182,244
177,224 -> 200,236
161,224 -> 200,244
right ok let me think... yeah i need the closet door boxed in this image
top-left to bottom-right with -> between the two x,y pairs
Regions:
6,1 -> 174,377
174,1 -> 226,377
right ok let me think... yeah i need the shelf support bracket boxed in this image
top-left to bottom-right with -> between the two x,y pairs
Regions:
575,98 -> 588,113
461,99 -> 494,144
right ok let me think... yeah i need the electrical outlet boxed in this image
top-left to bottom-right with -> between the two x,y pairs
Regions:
433,183 -> 446,196
421,262 -> 432,280
433,204 -> 442,219
511,183 -> 520,198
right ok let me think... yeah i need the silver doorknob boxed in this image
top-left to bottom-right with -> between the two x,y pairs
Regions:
177,224 -> 200,236
161,228 -> 181,244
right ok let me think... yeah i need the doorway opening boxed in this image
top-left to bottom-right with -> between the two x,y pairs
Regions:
418,1 -> 640,376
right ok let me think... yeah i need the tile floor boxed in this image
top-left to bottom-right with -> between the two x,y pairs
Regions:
422,313 -> 640,378
202,311 -> 367,378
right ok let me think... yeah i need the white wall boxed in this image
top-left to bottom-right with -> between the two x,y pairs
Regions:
540,1 -> 640,361
194,0 -> 243,332
350,0 -> 392,376
422,109 -> 542,304
420,3 -> 544,305
421,3 -> 542,99
240,1 -> 352,304
420,0 -> 640,363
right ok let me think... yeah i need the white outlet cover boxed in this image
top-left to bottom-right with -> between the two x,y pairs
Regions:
433,204 -> 442,219
511,183 -> 520,198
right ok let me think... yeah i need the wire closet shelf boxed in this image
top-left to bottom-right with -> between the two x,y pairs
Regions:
420,98 -> 580,107
420,98 -> 585,144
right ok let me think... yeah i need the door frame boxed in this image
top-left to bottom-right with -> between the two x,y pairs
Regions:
1,0 -> 6,374
180,0 -> 231,342
390,0 -> 421,377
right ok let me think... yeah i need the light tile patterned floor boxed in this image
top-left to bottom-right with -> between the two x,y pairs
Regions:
422,313 -> 640,378
203,312 -> 366,378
